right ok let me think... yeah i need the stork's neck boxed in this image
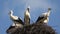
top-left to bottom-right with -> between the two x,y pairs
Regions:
43,10 -> 50,17
47,10 -> 50,16
25,10 -> 29,15
26,9 -> 29,12
10,13 -> 13,16
27,10 -> 29,13
27,8 -> 29,11
26,10 -> 30,18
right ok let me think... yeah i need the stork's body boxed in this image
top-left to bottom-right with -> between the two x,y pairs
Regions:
24,6 -> 30,25
9,10 -> 24,27
36,8 -> 51,24
7,10 -> 24,34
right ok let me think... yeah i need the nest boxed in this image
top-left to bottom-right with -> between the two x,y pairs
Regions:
6,23 -> 56,34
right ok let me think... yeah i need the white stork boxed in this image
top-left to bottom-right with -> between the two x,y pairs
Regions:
9,10 -> 24,28
36,8 -> 51,24
7,10 -> 24,34
24,6 -> 30,25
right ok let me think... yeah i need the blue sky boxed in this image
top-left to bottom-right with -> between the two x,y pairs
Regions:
0,0 -> 60,34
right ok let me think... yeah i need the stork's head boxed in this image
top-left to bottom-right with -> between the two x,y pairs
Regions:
27,6 -> 30,12
48,8 -> 51,11
47,8 -> 51,16
42,8 -> 51,17
9,10 -> 13,15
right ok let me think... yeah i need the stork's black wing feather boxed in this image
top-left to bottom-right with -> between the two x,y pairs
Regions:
18,18 -> 24,25
36,16 -> 44,23
14,18 -> 24,25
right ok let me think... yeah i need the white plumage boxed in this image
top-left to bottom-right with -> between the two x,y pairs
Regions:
7,10 -> 24,34
42,8 -> 51,23
24,6 -> 30,25
36,8 -> 51,24
9,10 -> 18,20
9,10 -> 24,27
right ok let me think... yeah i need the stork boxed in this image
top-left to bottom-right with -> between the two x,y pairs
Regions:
9,10 -> 24,28
7,10 -> 24,34
24,6 -> 30,25
36,8 -> 51,24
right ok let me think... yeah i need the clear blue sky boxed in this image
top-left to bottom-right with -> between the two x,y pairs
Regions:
0,0 -> 60,34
